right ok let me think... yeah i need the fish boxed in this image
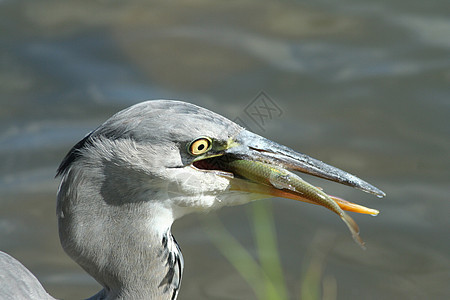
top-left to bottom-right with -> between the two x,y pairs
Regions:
227,159 -> 379,248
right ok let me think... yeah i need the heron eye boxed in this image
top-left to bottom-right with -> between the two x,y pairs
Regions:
189,137 -> 212,155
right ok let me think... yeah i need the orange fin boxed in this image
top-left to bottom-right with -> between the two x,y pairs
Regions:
330,195 -> 379,216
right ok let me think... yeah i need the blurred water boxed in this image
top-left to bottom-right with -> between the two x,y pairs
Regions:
1,0 -> 449,299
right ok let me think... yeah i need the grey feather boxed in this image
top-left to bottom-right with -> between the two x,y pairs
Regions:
0,252 -> 54,300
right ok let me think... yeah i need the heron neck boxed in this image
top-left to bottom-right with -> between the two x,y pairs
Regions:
58,173 -> 184,299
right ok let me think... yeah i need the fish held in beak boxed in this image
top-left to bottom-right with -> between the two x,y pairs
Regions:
223,130 -> 385,248
227,159 -> 371,248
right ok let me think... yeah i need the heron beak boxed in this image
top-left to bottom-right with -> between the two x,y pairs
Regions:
223,130 -> 385,215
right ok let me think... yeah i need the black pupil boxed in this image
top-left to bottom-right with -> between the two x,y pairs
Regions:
197,143 -> 205,151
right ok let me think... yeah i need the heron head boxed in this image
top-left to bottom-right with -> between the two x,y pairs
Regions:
58,100 -> 383,218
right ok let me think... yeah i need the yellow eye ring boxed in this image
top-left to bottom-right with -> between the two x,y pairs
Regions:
188,137 -> 212,156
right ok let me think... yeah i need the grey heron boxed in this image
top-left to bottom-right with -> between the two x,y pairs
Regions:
0,100 -> 384,299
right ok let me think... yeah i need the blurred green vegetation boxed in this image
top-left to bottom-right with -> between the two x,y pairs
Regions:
205,201 -> 337,300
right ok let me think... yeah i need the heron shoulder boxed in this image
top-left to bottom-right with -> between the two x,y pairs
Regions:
0,251 -> 54,300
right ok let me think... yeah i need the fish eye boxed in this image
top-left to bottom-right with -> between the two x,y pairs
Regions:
188,137 -> 212,156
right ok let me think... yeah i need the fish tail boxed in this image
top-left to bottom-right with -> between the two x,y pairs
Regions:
340,212 -> 366,249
